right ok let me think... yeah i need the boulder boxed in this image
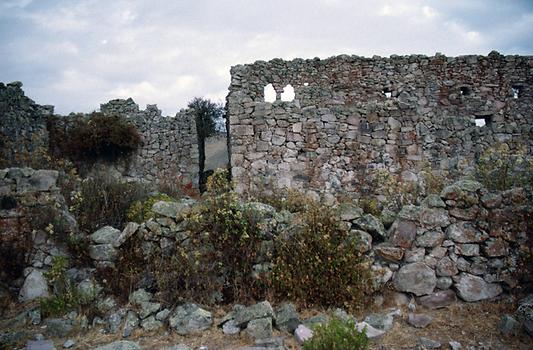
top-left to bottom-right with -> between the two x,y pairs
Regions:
234,301 -> 275,327
418,290 -> 457,309
455,273 -> 502,302
353,214 -> 386,240
89,244 -> 118,261
152,200 -> 192,220
274,303 -> 300,333
45,318 -> 73,338
90,226 -> 121,244
419,207 -> 450,228
168,303 -> 213,335
375,244 -> 404,262
26,340 -> 56,350
407,313 -> 432,328
446,221 -> 488,243
364,313 -> 394,331
436,257 -> 458,277
415,230 -> 444,248
337,203 -> 363,221
246,317 -> 273,339
393,262 -> 436,296
19,269 -> 49,302
114,222 -> 139,248
389,220 -> 417,248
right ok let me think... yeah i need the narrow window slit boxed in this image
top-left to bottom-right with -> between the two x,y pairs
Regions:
512,85 -> 522,99
264,83 -> 276,103
475,115 -> 491,127
460,86 -> 470,96
382,88 -> 392,98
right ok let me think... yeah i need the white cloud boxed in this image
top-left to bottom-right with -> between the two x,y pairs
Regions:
0,0 -> 531,115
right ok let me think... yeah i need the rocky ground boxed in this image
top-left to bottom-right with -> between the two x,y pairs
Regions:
2,290 -> 532,350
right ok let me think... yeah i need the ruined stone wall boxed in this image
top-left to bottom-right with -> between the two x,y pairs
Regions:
0,82 -> 53,168
227,52 -> 533,197
99,98 -> 199,185
0,83 -> 199,187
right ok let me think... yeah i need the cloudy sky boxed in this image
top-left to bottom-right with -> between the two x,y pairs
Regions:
1,0 -> 532,115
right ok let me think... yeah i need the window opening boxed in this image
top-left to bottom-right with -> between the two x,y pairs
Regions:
460,86 -> 470,96
281,84 -> 295,102
475,115 -> 491,127
264,84 -> 276,103
382,88 -> 392,98
512,85 -> 522,99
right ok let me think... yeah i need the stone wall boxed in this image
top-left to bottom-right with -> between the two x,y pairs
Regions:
0,82 -> 53,168
227,52 -> 533,197
0,168 -> 75,300
0,83 -> 199,187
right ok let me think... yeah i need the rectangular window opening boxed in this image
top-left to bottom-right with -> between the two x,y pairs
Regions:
460,86 -> 471,96
382,88 -> 392,98
475,115 -> 492,127
512,85 -> 523,99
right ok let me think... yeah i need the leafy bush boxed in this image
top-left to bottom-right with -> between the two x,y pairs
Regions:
250,186 -> 313,213
475,143 -> 532,191
58,113 -> 141,162
126,193 -> 173,223
155,169 -> 265,304
302,317 -> 369,350
71,174 -> 149,232
271,202 -> 373,309
40,256 -> 94,317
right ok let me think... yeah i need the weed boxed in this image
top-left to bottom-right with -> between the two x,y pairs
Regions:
302,317 -> 369,350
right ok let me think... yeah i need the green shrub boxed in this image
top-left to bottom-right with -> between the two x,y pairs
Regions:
252,186 -> 313,213
126,193 -> 173,223
59,113 -> 141,162
40,256 -> 94,317
155,169 -> 265,304
271,202 -> 373,309
71,174 -> 149,232
475,143 -> 533,191
302,317 -> 369,350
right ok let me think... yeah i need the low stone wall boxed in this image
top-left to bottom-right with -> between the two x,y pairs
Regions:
227,52 -> 533,198
0,168 -> 76,301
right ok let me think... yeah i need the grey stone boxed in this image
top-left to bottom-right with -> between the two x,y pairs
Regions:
353,214 -> 386,239
499,314 -> 519,335
419,207 -> 450,228
63,339 -> 75,348
421,194 -> 446,208
436,257 -> 458,277
415,230 -> 444,248
93,341 -> 141,350
455,244 -> 479,257
393,262 -> 436,296
156,308 -> 171,321
419,337 -> 441,349
417,290 -> 457,309
436,277 -> 453,289
455,273 -> 502,302
28,308 -> 42,325
274,303 -> 300,333
114,222 -> 139,248
19,269 -> 49,302
77,278 -> 102,303
138,301 -> 161,319
89,244 -> 118,261
222,319 -> 241,335
449,341 -> 462,350
234,301 -> 275,327
302,314 -> 329,328
364,313 -> 394,331
141,316 -> 163,331
91,226 -> 121,244
246,317 -> 273,339
169,303 -> 213,335
446,222 -> 488,243
337,203 -> 363,221
355,321 -> 385,338
107,312 -> 123,334
26,340 -> 57,350
129,288 -> 152,304
407,313 -> 433,328
152,200 -> 191,219
161,345 -> 191,350
122,311 -> 139,338
45,318 -> 73,338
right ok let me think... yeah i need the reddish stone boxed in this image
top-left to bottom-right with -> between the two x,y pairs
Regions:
483,238 -> 509,257
417,290 -> 457,309
375,244 -> 404,262
389,220 -> 417,248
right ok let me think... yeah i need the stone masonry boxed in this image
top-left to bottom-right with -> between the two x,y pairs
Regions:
0,83 -> 199,187
227,52 -> 532,197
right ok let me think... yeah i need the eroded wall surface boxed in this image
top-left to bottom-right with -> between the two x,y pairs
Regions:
227,52 -> 532,197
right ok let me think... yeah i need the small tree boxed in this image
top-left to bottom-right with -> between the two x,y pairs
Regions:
187,97 -> 226,191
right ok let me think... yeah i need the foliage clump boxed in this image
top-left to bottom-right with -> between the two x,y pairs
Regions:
302,317 -> 369,350
70,173 -> 149,232
474,143 -> 532,191
57,113 -> 142,162
40,256 -> 95,317
154,169 -> 265,305
271,201 -> 373,309
126,193 -> 173,223
252,187 -> 313,213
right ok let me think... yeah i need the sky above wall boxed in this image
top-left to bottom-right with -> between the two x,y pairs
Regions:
1,0 -> 532,116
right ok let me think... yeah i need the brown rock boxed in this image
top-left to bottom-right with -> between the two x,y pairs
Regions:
483,238 -> 509,257
375,244 -> 404,262
389,220 -> 417,248
446,221 -> 488,243
418,290 -> 457,309
436,257 -> 458,277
